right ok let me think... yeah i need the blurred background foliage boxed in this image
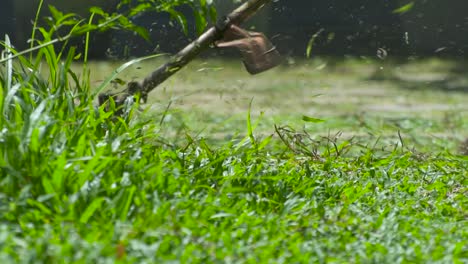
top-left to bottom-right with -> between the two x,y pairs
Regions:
2,0 -> 468,59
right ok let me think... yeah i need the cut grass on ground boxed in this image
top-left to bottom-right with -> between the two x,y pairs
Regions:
91,57 -> 468,151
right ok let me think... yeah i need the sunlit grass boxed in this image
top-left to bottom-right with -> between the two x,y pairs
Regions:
1,36 -> 467,263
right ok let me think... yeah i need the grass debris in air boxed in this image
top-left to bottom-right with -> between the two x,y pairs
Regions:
0,3 -> 467,263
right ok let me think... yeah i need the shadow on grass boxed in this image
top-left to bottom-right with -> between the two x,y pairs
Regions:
367,59 -> 468,93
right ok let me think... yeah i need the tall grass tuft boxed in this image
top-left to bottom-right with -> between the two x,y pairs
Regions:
0,2 -> 154,226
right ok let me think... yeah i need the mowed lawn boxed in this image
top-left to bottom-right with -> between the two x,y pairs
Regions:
2,57 -> 467,263
90,57 -> 468,151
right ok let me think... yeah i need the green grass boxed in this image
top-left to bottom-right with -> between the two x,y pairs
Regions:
1,31 -> 467,264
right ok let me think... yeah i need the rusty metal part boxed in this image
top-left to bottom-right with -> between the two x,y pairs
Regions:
216,24 -> 281,74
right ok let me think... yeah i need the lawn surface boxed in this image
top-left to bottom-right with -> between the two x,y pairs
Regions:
1,57 -> 467,263
92,57 -> 468,150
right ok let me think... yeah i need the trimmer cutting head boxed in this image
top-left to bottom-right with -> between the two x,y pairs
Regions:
216,24 -> 281,74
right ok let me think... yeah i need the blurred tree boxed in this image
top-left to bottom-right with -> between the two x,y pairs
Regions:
8,0 -> 468,58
